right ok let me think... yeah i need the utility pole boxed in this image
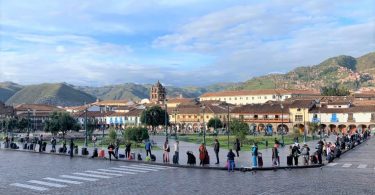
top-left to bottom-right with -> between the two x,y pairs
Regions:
202,104 -> 206,146
84,107 -> 88,147
227,103 -> 230,150
164,99 -> 168,138
27,109 -> 31,136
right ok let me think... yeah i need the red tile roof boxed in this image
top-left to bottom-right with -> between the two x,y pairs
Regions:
200,89 -> 319,98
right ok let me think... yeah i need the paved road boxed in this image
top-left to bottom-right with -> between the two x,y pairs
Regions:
1,137 -> 374,195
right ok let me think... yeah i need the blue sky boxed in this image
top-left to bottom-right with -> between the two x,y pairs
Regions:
0,0 -> 374,87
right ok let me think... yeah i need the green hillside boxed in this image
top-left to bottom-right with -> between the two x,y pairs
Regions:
233,52 -> 375,91
0,82 -> 23,102
79,82 -> 236,100
6,83 -> 96,106
77,83 -> 149,101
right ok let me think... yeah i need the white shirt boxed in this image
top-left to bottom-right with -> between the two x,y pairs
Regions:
174,143 -> 179,152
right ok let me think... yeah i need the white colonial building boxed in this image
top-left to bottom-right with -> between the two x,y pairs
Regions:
200,89 -> 319,105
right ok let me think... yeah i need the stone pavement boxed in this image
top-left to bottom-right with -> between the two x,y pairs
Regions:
1,135 -> 335,168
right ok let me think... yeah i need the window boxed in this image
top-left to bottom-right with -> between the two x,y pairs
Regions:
275,115 -> 279,119
272,95 -> 276,99
229,98 -> 231,100
188,115 -> 191,118
264,96 -> 267,99
239,115 -> 244,120
234,97 -> 237,100
182,115 -> 186,119
219,98 -> 221,101
297,108 -> 301,111
252,97 -> 255,100
371,113 -> 375,121
194,115 -> 197,119
254,115 -> 258,119
246,97 -> 248,100
224,98 -> 226,101
258,96 -> 261,99
264,115 -> 268,119
295,115 -> 303,122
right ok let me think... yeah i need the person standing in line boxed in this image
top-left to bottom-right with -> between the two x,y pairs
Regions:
92,135 -> 97,148
125,142 -> 131,159
234,138 -> 241,157
272,144 -> 279,167
199,143 -> 206,166
51,137 -> 56,152
108,143 -> 118,161
227,149 -> 235,172
115,139 -> 120,158
301,144 -> 310,165
174,140 -> 179,164
251,143 -> 258,167
317,140 -> 323,164
145,140 -> 152,156
38,134 -> 43,152
292,143 -> 300,166
163,140 -> 170,163
214,139 -> 220,164
69,138 -> 74,158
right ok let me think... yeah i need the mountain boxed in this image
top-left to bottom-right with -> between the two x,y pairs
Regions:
232,52 -> 375,91
6,83 -> 96,106
77,82 -> 238,101
2,51 -> 374,106
0,82 -> 23,102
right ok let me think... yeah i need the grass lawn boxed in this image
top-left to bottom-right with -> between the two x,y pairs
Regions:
178,134 -> 320,151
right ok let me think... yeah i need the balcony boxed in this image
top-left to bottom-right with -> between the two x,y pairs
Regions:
242,118 -> 290,123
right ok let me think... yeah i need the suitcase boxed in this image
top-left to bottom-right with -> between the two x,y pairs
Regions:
287,155 -> 293,166
257,156 -> 263,167
98,149 -> 105,157
173,154 -> 178,164
137,153 -> 142,161
151,154 -> 156,161
119,154 -> 125,158
92,148 -> 98,157
29,143 -> 34,150
131,152 -> 136,160
58,147 -> 64,153
23,143 -> 27,150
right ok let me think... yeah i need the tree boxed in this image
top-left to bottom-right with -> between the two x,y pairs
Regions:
5,118 -> 18,135
307,122 -> 319,135
17,118 -> 31,133
140,106 -> 169,133
44,112 -> 79,139
207,117 -> 223,130
321,84 -> 350,96
124,127 -> 149,143
84,118 -> 97,138
108,128 -> 117,143
229,119 -> 249,142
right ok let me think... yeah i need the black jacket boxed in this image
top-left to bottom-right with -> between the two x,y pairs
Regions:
214,142 -> 220,152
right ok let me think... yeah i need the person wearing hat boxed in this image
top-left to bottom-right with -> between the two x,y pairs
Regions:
301,143 -> 310,165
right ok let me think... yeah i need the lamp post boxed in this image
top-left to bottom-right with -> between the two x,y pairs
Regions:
200,104 -> 206,145
84,107 -> 88,148
303,108 -> 306,143
281,104 -> 284,146
227,103 -> 230,150
27,109 -> 31,137
164,99 -> 168,138
173,108 -> 178,139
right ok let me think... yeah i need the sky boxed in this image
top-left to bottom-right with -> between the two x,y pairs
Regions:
0,0 -> 374,87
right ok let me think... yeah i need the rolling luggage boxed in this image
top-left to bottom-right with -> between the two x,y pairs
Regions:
257,156 -> 263,167
92,148 -> 98,157
98,149 -> 105,157
137,153 -> 142,161
150,154 -> 156,161
131,152 -> 136,160
287,155 -> 293,166
23,143 -> 27,150
58,147 -> 64,153
119,154 -> 125,158
187,151 -> 196,165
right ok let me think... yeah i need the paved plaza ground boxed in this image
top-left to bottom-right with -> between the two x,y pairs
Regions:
0,136 -> 374,194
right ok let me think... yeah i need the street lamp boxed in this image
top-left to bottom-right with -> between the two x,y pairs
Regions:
173,108 -> 178,139
200,104 -> 206,145
27,109 -> 31,137
226,103 -> 230,150
281,104 -> 285,146
164,99 -> 168,138
84,107 -> 88,147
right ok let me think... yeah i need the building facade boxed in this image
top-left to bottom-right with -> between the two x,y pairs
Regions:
200,89 -> 319,105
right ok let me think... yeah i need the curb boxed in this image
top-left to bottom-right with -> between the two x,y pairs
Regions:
0,145 -> 324,172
